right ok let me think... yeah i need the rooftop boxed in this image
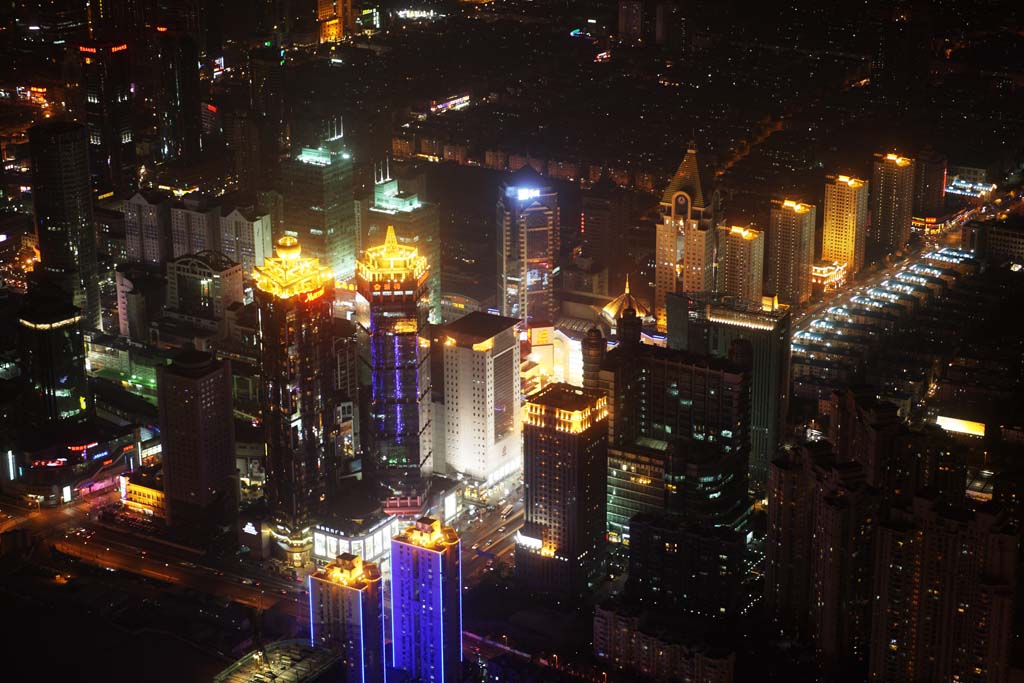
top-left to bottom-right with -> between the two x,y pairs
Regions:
443,311 -> 519,346
526,383 -> 604,412
213,641 -> 342,683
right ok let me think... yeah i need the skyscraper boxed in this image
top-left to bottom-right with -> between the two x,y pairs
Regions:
317,0 -> 353,43
164,250 -> 244,323
170,195 -> 221,257
282,145 -> 356,281
71,39 -> 136,196
517,384 -> 608,595
155,26 -> 202,164
654,145 -> 718,331
362,169 -> 441,322
822,175 -> 869,276
250,46 -> 287,170
391,517 -> 462,683
124,190 -> 173,266
496,166 -> 559,322
18,299 -> 91,429
29,120 -> 101,330
913,148 -> 946,220
357,226 -> 432,479
156,350 -> 236,525
309,553 -> 385,683
255,236 -> 337,565
438,312 -> 521,487
717,226 -> 764,305
870,152 -> 915,255
580,175 -> 628,271
219,207 -> 273,278
767,199 -> 816,306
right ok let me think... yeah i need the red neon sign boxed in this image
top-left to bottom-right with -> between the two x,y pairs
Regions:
156,26 -> 168,32
69,441 -> 99,452
206,103 -> 218,113
79,46 -> 97,53
299,286 -> 325,304
111,44 -> 127,52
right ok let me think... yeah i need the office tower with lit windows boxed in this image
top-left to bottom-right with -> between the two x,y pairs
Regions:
250,46 -> 287,169
309,553 -> 385,683
581,175 -> 628,271
357,227 -> 432,479
124,190 -> 173,266
29,121 -> 101,330
667,292 -> 791,491
391,517 -> 462,683
822,175 -> 869,276
768,200 -> 816,306
518,384 -> 608,595
164,250 -> 243,322
438,312 -> 521,487
496,166 -> 559,322
654,145 -> 718,331
223,109 -> 262,194
18,299 -> 91,429
170,196 -> 220,257
913,148 -> 947,219
156,350 -> 236,525
220,207 -> 273,278
71,39 -> 135,197
255,236 -> 337,564
362,170 -> 441,322
282,145 -> 356,281
155,26 -> 202,164
870,497 -> 1017,683
318,0 -> 353,42
717,226 -> 764,305
870,153 -> 915,254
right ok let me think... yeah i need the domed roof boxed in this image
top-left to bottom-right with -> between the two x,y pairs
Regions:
602,275 -> 650,321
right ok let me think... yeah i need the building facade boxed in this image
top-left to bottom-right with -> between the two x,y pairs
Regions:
717,226 -> 764,305
870,153 -> 915,255
220,207 -> 273,278
823,175 -> 869,276
768,200 -> 816,306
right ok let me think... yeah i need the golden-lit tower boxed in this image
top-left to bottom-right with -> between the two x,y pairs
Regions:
356,226 -> 432,479
717,225 -> 764,305
768,199 -> 816,306
823,175 -> 869,276
871,153 -> 915,255
255,236 -> 336,566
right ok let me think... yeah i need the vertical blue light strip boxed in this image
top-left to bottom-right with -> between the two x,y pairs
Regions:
437,550 -> 444,681
358,588 -> 366,683
381,578 -> 388,683
308,575 -> 315,647
390,543 -> 398,669
457,540 -> 463,663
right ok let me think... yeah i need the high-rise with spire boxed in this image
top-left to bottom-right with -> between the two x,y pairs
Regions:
654,145 -> 719,331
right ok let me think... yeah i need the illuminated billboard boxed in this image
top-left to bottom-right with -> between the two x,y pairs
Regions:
936,416 -> 985,437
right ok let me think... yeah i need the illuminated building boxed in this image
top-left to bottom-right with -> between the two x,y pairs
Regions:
164,251 -> 243,323
497,166 -> 559,322
437,312 -> 521,487
18,298 -> 91,429
309,554 -> 385,683
581,175 -> 628,270
213,641 -> 343,683
157,350 -> 236,525
124,190 -> 173,266
313,513 -> 401,577
318,0 -> 353,43
717,226 -> 764,305
220,207 -> 273,278
823,175 -> 868,276
390,517 -> 462,683
913,148 -> 946,220
70,40 -> 135,197
357,226 -> 432,478
811,260 -> 847,294
606,437 -> 670,543
870,497 -> 1017,683
768,200 -> 816,306
255,236 -> 337,564
29,121 -> 101,329
517,384 -> 608,595
667,293 -> 790,491
156,27 -> 201,164
115,263 -> 165,341
250,46 -> 287,168
600,275 -> 651,333
870,153 -> 915,254
361,168 -> 441,322
654,145 -> 718,331
282,144 -> 356,281
170,195 -> 220,258
122,467 -> 167,518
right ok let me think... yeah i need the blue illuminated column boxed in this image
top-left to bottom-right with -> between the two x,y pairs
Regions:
390,517 -> 462,682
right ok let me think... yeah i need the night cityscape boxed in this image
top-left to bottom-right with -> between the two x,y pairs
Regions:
1,0 -> 1024,681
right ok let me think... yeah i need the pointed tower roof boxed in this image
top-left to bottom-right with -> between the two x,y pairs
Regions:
661,144 -> 714,210
602,274 -> 650,322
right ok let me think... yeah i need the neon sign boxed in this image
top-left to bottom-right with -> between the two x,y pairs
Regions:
111,44 -> 127,52
517,188 -> 541,201
79,46 -> 97,53
69,442 -> 99,452
299,286 -> 325,304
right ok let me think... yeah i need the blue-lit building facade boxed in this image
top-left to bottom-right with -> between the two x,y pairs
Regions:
390,517 -> 462,683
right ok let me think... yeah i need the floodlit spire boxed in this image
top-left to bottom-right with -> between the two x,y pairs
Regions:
384,225 -> 398,248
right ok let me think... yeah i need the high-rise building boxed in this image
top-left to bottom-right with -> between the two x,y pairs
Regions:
390,517 -> 462,683
156,350 -> 236,524
114,263 -> 165,340
517,384 -> 608,595
18,299 -> 91,429
768,200 -> 816,306
124,190 -> 173,266
356,227 -> 432,479
913,148 -> 946,220
870,153 -> 915,254
581,175 -> 628,270
155,27 -> 202,164
667,293 -> 791,491
309,553 -> 385,683
220,207 -> 273,278
317,0 -> 353,43
362,170 -> 441,322
870,496 -> 1017,683
606,437 -> 671,543
255,236 -> 337,565
170,195 -> 220,257
282,145 -> 356,281
250,46 -> 286,169
717,226 -> 764,305
822,175 -> 869,276
496,166 -> 559,322
437,312 -> 521,487
223,109 -> 262,194
654,145 -> 718,331
164,250 -> 244,322
29,121 -> 101,330
71,39 -> 136,197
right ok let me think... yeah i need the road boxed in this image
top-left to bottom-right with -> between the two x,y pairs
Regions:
455,498 -> 524,586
